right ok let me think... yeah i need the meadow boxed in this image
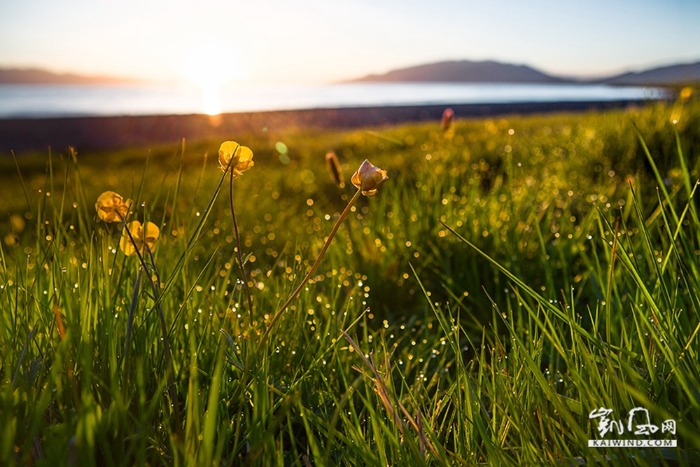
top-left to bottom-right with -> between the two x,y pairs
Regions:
1,95 -> 699,466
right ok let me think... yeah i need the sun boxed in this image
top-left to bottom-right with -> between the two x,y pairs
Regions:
179,43 -> 246,115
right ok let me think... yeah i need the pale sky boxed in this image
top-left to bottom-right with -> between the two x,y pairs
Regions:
1,0 -> 699,85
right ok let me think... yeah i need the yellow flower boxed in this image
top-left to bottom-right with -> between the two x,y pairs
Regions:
351,159 -> 388,197
325,151 -> 345,188
120,221 -> 160,256
95,191 -> 131,223
219,141 -> 254,176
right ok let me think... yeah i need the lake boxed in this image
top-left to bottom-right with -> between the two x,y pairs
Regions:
0,82 -> 668,119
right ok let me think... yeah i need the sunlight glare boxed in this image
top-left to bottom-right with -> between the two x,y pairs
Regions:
202,85 -> 222,116
180,43 -> 245,115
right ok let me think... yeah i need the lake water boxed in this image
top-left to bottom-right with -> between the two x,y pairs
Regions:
0,82 -> 667,119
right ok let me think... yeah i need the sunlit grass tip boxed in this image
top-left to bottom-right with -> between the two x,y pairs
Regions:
441,107 -> 454,131
325,151 -> 345,188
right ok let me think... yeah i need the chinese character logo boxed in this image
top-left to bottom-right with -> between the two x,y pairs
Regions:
589,407 -> 624,437
588,407 -> 677,448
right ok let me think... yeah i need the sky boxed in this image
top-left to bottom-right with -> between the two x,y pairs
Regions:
1,0 -> 699,86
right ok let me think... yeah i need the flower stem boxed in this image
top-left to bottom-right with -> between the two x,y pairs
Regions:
123,267 -> 143,364
230,170 -> 254,320
257,189 -> 362,352
119,216 -> 183,439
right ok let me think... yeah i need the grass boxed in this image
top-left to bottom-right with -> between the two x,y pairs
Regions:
1,95 -> 700,466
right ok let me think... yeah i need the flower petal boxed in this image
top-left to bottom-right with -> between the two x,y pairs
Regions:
142,222 -> 160,252
120,220 -> 142,256
218,141 -> 241,172
232,146 -> 254,177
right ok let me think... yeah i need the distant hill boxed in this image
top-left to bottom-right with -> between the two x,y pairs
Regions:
350,60 -> 570,84
0,68 -> 142,85
601,62 -> 700,86
350,59 -> 700,86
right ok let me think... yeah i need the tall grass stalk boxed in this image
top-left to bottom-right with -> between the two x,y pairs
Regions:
258,188 -> 361,351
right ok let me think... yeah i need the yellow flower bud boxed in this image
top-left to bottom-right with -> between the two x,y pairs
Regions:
219,141 -> 254,177
95,191 -> 131,223
120,220 -> 160,256
351,159 -> 388,197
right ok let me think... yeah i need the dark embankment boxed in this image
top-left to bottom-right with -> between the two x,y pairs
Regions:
1,100 -> 654,154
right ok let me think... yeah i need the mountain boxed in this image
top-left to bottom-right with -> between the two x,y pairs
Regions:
601,62 -> 700,86
350,60 -> 570,84
349,59 -> 700,86
0,68 -> 142,85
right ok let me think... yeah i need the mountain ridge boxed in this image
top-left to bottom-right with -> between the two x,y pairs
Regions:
599,61 -> 700,86
349,59 -> 700,86
0,67 -> 144,85
350,60 -> 568,84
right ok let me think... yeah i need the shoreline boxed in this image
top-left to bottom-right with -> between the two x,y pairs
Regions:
0,100 -> 655,153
